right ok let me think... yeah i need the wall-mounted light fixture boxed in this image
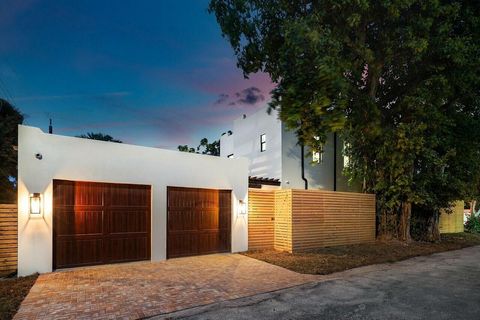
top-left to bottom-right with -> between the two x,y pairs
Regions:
238,199 -> 247,215
29,193 -> 42,216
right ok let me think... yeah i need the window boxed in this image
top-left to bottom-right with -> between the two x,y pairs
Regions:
227,154 -> 234,158
313,151 -> 321,163
260,134 -> 266,152
343,142 -> 350,167
313,136 -> 323,163
312,146 -> 323,163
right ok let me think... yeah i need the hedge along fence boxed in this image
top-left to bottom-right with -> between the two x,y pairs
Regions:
439,201 -> 464,234
0,204 -> 17,275
248,189 -> 376,252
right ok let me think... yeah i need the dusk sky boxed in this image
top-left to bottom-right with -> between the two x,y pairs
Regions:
0,0 -> 275,148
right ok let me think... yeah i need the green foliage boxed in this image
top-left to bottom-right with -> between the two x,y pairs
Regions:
178,145 -> 196,153
77,132 -> 122,143
210,0 -> 480,239
465,215 -> 480,234
0,99 -> 23,203
178,138 -> 220,156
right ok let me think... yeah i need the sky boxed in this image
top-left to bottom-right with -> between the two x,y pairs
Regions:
0,0 -> 275,149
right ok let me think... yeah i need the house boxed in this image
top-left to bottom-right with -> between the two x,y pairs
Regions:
220,105 -> 360,192
16,125 -> 249,276
15,122 -> 375,277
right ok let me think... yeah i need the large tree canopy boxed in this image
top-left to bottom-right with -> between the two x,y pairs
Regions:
209,0 -> 480,240
0,99 -> 24,203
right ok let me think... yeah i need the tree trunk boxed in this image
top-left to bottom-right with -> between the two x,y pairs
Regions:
399,202 -> 412,242
377,208 -> 397,240
471,200 -> 477,217
378,209 -> 390,240
425,210 -> 440,242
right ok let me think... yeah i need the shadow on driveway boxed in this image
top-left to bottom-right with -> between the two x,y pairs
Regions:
161,246 -> 480,320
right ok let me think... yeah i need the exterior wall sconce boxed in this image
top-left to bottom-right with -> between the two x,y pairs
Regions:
238,199 -> 247,215
29,193 -> 42,216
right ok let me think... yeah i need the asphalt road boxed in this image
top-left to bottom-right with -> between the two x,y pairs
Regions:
160,245 -> 480,320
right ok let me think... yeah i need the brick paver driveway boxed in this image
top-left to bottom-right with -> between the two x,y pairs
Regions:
14,254 -> 316,320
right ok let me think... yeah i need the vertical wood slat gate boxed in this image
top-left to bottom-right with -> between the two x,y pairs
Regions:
53,180 -> 151,269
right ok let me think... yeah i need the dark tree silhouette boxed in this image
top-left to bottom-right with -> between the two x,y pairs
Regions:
0,99 -> 24,203
77,132 -> 122,143
178,138 -> 220,156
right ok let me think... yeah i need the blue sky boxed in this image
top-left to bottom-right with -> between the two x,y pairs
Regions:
0,0 -> 274,148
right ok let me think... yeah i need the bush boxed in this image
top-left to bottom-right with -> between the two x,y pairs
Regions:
465,214 -> 480,234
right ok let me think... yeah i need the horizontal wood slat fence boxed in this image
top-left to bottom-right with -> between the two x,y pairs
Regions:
439,201 -> 464,234
0,204 -> 17,275
248,189 -> 375,252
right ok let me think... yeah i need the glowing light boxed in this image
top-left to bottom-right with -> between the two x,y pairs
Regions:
238,199 -> 247,215
29,193 -> 41,215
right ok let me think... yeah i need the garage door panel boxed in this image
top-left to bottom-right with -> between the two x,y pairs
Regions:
54,181 -> 104,206
168,210 -> 199,231
198,231 -> 224,254
219,211 -> 230,230
220,231 -> 230,251
74,183 -> 104,206
55,238 -> 104,268
167,188 -> 195,208
55,209 -> 104,235
106,237 -> 149,262
167,233 -> 198,257
106,184 -> 150,207
53,180 -> 75,206
53,180 -> 151,269
199,193 -> 218,209
108,209 -> 148,234
198,210 -> 219,230
219,191 -> 231,207
167,187 -> 231,258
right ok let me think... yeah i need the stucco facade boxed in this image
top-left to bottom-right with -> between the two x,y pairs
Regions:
17,125 -> 249,276
221,108 -> 282,180
221,106 -> 358,192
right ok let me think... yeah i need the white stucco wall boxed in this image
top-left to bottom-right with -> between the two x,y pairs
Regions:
226,106 -> 282,179
281,128 -> 335,190
281,128 -> 360,191
219,133 -> 234,158
17,125 -> 249,276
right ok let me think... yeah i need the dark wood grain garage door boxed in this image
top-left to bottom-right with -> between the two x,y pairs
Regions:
167,187 -> 231,258
53,180 -> 151,269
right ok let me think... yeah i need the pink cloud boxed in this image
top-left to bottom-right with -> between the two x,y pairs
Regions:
144,53 -> 276,99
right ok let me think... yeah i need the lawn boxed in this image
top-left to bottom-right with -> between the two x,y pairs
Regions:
0,274 -> 38,320
243,232 -> 480,275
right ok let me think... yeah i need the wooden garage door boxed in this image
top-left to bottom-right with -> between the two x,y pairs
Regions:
53,180 -> 151,269
167,187 -> 231,258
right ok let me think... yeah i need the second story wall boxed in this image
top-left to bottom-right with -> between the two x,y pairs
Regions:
220,133 -> 234,158
227,106 -> 282,179
281,128 -> 361,192
281,127 -> 335,190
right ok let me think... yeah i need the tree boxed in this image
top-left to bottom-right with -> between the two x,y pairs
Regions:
178,138 -> 220,156
197,138 -> 220,156
77,132 -> 122,143
0,99 -> 24,203
177,145 -> 196,153
209,1 -> 480,241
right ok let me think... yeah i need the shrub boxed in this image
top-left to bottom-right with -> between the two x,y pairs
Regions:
465,214 -> 480,234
